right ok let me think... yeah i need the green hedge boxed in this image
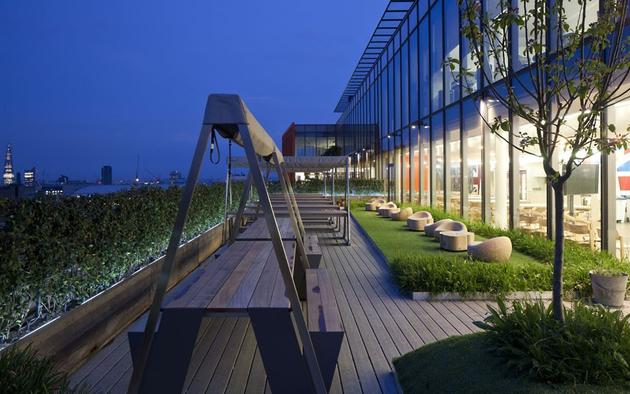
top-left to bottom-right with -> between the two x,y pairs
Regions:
0,183 -> 241,343
268,178 -> 383,195
405,205 -> 630,294
392,254 -> 552,295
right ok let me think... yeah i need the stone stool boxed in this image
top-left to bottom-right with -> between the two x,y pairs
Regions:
433,221 -> 467,241
440,231 -> 475,252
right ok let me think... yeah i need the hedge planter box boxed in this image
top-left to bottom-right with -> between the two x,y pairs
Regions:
590,271 -> 629,307
10,220 -> 230,374
412,291 -> 554,302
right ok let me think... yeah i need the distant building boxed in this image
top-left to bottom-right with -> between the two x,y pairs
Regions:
57,175 -> 69,184
101,165 -> 112,185
24,167 -> 36,187
40,185 -> 63,197
169,170 -> 183,185
3,144 -> 15,185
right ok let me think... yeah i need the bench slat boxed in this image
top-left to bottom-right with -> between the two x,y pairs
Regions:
208,242 -> 274,311
164,242 -> 254,309
306,268 -> 343,333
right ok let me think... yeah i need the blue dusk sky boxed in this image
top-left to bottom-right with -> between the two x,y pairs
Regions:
1,0 -> 385,182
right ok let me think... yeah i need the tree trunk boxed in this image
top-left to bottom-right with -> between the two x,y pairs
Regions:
552,182 -> 565,322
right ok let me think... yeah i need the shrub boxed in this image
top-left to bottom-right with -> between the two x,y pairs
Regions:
399,204 -> 630,295
0,345 -> 76,393
477,299 -> 630,386
0,183 -> 241,344
391,254 -> 551,295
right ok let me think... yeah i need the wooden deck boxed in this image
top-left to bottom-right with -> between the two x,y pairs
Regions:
70,218 -> 492,393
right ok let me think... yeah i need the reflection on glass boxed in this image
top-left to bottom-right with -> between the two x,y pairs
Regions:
463,99 -> 482,220
446,107 -> 461,214
444,0 -> 460,106
613,99 -> 630,258
487,100 -> 510,229
430,0 -> 443,110
432,112 -> 444,209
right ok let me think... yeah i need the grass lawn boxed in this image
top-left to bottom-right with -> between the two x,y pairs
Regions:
352,207 -> 553,294
393,333 -> 629,394
352,207 -> 540,265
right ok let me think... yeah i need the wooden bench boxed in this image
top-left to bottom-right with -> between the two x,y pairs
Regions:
306,268 -> 343,393
305,233 -> 322,268
128,219 -> 343,393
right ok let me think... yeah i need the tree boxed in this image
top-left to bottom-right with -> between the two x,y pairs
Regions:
450,0 -> 630,321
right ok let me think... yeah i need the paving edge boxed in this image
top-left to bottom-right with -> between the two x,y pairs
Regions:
412,291 -> 554,301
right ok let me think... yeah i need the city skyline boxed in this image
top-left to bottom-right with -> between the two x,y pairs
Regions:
1,0 -> 386,180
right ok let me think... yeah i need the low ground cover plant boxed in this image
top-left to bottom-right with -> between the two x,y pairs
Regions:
0,345 -> 80,393
478,299 -> 630,386
393,302 -> 630,392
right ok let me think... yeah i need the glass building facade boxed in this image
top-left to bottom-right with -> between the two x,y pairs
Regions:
334,0 -> 630,258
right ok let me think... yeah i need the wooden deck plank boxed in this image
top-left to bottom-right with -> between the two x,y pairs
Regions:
205,318 -> 250,393
440,302 -> 483,333
337,234 -> 424,351
68,332 -> 127,387
225,321 -> 258,394
321,241 -> 393,394
186,318 -> 239,393
183,318 -> 224,389
345,232 -> 439,345
320,244 -> 383,394
330,242 -> 411,359
244,348 -> 266,394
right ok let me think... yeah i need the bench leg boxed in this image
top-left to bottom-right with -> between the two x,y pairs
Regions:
311,332 -> 344,392
249,309 -> 313,394
294,255 -> 307,300
130,309 -> 204,394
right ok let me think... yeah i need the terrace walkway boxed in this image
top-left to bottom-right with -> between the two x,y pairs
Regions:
70,217 -> 490,393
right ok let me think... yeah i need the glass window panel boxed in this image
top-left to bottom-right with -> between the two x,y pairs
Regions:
432,111 -> 444,209
611,95 -> 630,258
401,18 -> 409,40
401,42 -> 409,128
444,0 -> 460,106
430,0 -> 444,110
461,3 -> 479,94
420,119 -> 431,205
418,0 -> 428,19
487,97 -> 510,229
409,28 -> 419,123
463,99 -> 482,220
419,17 -> 430,117
381,68 -> 388,135
389,60 -> 395,132
394,52 -> 401,131
446,106 -> 460,214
